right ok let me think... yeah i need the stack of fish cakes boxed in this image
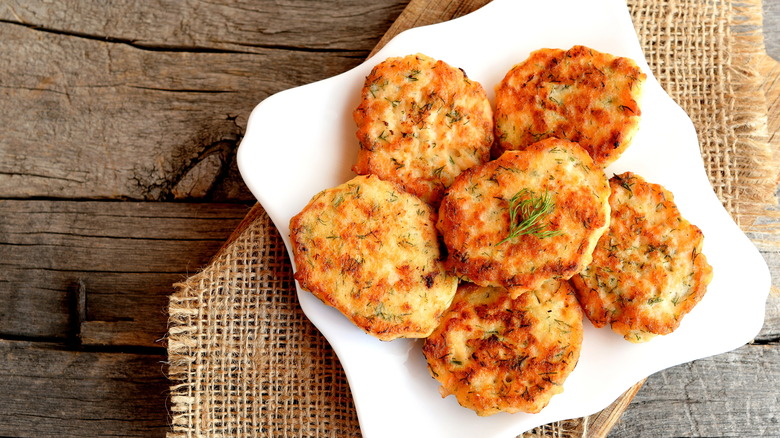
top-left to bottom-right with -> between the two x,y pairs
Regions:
288,47 -> 713,416
291,53 -> 494,341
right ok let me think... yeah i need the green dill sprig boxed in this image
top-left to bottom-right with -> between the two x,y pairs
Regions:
498,188 -> 563,245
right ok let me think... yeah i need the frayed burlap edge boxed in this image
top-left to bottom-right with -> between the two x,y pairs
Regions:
630,0 -> 778,232
730,0 -> 780,333
729,0 -> 779,231
729,0 -> 780,253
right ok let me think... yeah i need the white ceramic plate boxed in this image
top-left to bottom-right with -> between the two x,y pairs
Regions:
237,0 -> 771,436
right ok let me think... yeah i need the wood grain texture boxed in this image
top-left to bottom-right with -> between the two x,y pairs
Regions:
0,0 -> 405,53
608,344 -> 780,437
764,0 -> 780,60
0,0 -> 406,201
0,339 -> 169,438
0,200 -> 250,346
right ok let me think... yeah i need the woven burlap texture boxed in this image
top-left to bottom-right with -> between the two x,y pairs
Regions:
167,0 -> 777,437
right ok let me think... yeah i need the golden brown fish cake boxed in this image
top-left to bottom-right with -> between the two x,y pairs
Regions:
353,53 -> 494,206
437,138 -> 610,295
493,45 -> 646,167
289,174 -> 458,341
571,172 -> 713,343
423,280 -> 584,416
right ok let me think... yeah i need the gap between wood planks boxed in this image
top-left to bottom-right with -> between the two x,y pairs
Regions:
0,334 -> 166,356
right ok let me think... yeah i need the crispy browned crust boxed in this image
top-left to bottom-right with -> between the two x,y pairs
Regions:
437,138 -> 610,294
353,53 -> 494,206
423,280 -> 583,416
289,174 -> 458,341
493,45 -> 646,167
571,172 -> 713,342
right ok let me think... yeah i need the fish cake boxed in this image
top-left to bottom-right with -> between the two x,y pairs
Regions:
437,138 -> 611,295
493,45 -> 646,167
289,174 -> 458,341
571,172 -> 713,342
353,53 -> 494,206
422,280 -> 584,416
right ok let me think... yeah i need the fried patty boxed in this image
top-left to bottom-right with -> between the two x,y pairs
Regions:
571,172 -> 713,342
437,138 -> 611,295
493,45 -> 646,167
289,174 -> 458,341
353,53 -> 494,206
423,280 -> 583,416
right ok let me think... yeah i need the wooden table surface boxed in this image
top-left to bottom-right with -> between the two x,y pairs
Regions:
0,1 -> 777,437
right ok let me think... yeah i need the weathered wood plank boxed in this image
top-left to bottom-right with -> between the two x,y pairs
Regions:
1,268 -> 190,346
0,0 -> 409,200
0,24 -> 316,200
0,199 -> 249,241
0,0 -> 407,53
0,339 -> 168,437
752,241 -> 780,344
0,201 -> 250,346
608,343 -> 780,437
765,0 -> 780,61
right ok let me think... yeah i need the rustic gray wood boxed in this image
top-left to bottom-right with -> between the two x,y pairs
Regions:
0,339 -> 169,437
0,0 -> 406,201
609,343 -> 780,437
765,0 -> 780,60
0,0 -> 406,53
0,200 -> 250,346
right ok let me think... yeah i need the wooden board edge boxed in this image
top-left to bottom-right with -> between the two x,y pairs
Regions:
370,0 -> 493,57
582,379 -> 646,438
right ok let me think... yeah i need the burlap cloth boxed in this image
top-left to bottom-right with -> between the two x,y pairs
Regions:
167,0 -> 778,436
